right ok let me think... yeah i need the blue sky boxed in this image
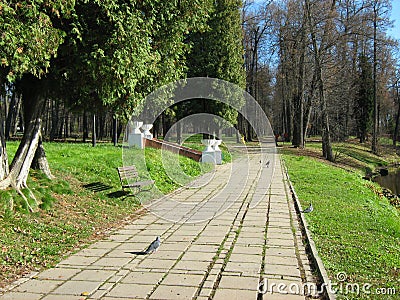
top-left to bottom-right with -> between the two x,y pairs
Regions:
389,0 -> 400,40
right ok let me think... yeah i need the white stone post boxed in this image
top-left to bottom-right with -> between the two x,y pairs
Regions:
128,121 -> 144,149
201,139 -> 216,164
141,124 -> 153,140
213,139 -> 222,164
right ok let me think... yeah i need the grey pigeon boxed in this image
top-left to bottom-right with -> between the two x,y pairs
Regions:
144,236 -> 161,254
302,203 -> 313,213
265,160 -> 270,168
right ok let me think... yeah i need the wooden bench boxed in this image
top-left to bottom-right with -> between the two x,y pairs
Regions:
116,166 -> 154,197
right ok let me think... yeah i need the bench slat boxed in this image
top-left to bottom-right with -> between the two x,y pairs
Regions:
122,180 -> 155,189
117,165 -> 154,196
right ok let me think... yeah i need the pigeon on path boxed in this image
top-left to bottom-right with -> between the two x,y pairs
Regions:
126,236 -> 161,255
265,160 -> 270,168
302,203 -> 313,213
143,236 -> 161,254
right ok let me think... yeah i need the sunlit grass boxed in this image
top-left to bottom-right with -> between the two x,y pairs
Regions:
0,141 -> 208,288
284,153 -> 400,299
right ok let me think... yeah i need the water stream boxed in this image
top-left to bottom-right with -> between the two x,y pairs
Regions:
373,169 -> 400,195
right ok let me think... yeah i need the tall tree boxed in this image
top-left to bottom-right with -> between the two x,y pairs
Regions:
304,0 -> 336,161
242,1 -> 274,141
363,0 -> 392,153
392,67 -> 400,146
0,0 -> 213,208
0,1 -> 74,207
354,55 -> 374,143
185,0 -> 246,137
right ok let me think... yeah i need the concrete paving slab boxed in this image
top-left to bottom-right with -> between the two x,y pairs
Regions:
106,283 -> 153,298
75,248 -> 110,257
228,253 -> 262,263
224,261 -> 261,275
231,245 -> 263,255
161,273 -> 204,287
179,251 -> 215,262
138,258 -> 177,270
264,264 -> 301,278
91,257 -> 132,268
36,268 -> 81,281
213,288 -> 258,300
71,269 -> 115,282
51,280 -> 102,296
265,247 -> 296,257
14,279 -> 62,294
265,255 -> 299,266
266,238 -> 295,247
173,260 -> 211,272
149,285 -> 196,300
218,275 -> 259,290
1,292 -> 44,300
120,271 -> 165,285
41,295 -> 83,300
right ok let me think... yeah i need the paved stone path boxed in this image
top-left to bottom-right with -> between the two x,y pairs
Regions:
1,150 -> 319,300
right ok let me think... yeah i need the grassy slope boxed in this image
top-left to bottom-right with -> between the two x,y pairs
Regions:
283,147 -> 400,299
0,142 -> 206,288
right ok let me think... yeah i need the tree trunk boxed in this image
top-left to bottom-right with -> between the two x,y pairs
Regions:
176,121 -> 182,144
0,76 -> 47,212
235,127 -> 241,143
292,21 -> 306,148
371,2 -> 379,154
99,113 -> 105,140
112,115 -> 118,146
303,104 -> 312,142
284,70 -> 292,142
32,133 -> 54,179
92,113 -> 96,147
305,0 -> 334,161
50,99 -> 59,141
5,91 -> 20,140
303,73 -> 317,143
162,112 -> 167,139
57,106 -> 64,139
9,91 -> 44,187
64,113 -> 69,139
83,110 -> 88,143
393,88 -> 400,147
117,122 -> 123,142
0,121 -> 9,181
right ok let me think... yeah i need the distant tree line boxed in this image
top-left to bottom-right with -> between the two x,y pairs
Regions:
242,0 -> 399,161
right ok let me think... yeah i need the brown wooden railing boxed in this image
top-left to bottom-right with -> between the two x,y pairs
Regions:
144,138 -> 202,162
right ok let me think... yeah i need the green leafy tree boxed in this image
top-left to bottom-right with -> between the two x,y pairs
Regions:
0,0 -> 212,210
354,55 -> 374,143
0,1 -> 74,209
182,0 -> 246,137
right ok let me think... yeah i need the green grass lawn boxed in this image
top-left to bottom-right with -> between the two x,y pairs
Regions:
283,153 -> 400,299
0,141 -> 208,288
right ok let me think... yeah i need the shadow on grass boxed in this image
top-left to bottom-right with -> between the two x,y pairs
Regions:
83,182 -> 113,192
337,147 -> 387,166
106,190 -> 131,198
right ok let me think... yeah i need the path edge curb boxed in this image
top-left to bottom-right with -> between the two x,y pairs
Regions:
281,158 -> 336,300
